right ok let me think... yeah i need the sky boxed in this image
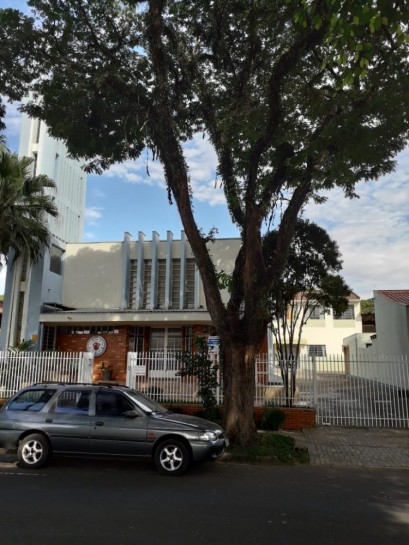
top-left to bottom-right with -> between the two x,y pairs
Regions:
1,0 -> 409,300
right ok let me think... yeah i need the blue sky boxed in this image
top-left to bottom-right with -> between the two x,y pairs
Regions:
1,0 -> 409,300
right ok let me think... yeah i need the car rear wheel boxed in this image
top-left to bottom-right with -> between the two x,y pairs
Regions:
18,434 -> 50,469
154,438 -> 190,476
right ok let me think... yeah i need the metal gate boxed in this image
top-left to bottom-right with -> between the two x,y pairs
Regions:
311,356 -> 409,427
256,354 -> 409,427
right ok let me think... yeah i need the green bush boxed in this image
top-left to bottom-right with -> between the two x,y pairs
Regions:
166,405 -> 185,414
193,406 -> 222,424
261,408 -> 286,431
226,432 -> 309,464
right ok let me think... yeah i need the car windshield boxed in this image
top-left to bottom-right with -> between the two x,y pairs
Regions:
126,389 -> 168,413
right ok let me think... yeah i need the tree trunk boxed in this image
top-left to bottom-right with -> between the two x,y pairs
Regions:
222,340 -> 257,445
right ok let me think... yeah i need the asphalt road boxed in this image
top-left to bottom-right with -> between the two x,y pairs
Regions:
1,456 -> 409,545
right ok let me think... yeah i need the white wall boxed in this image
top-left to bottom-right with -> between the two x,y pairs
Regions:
19,114 -> 86,243
374,293 -> 409,355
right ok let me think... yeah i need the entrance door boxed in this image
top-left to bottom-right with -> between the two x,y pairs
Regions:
149,328 -> 182,377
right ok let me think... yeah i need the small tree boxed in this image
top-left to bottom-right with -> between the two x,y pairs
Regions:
177,336 -> 220,420
361,299 -> 375,315
265,219 -> 350,405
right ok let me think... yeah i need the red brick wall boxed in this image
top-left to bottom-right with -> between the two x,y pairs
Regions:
164,403 -> 316,430
56,326 -> 129,383
253,407 -> 316,430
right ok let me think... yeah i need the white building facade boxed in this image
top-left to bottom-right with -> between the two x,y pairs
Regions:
0,114 -> 87,349
272,293 -> 363,358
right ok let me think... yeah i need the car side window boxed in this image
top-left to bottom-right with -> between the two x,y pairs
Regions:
54,390 -> 91,415
8,389 -> 56,412
96,391 -> 134,417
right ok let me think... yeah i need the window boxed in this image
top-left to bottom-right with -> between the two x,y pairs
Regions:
334,305 -> 355,320
308,345 -> 327,357
129,326 -> 144,352
8,389 -> 56,412
185,259 -> 196,309
149,328 -> 182,352
54,390 -> 91,414
309,306 -> 325,320
42,325 -> 56,351
128,260 -> 138,309
96,391 -> 134,417
59,325 -> 118,335
142,260 -> 152,308
184,326 -> 194,352
20,254 -> 29,281
50,245 -> 64,275
171,259 -> 181,309
157,259 -> 167,309
16,291 -> 25,345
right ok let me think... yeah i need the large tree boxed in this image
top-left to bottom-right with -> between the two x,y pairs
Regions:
0,137 -> 58,265
1,1 -> 409,444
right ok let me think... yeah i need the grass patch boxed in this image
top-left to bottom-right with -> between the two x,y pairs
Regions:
224,432 -> 309,465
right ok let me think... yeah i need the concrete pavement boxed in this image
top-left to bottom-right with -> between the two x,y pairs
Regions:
285,426 -> 409,469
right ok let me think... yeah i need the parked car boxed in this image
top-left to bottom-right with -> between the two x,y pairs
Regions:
0,383 -> 228,476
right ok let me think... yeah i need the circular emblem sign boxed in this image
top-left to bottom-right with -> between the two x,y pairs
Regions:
86,335 -> 107,357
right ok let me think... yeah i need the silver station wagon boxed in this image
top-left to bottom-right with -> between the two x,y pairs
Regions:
0,383 -> 228,476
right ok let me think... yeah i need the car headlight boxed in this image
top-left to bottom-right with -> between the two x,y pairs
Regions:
199,431 -> 218,442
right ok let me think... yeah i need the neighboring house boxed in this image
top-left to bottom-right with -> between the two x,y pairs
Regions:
373,290 -> 409,355
343,290 -> 409,357
342,290 -> 409,391
0,114 -> 87,350
271,293 -> 363,357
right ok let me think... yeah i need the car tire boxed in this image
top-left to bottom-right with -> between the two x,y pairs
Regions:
154,438 -> 190,476
17,434 -> 50,469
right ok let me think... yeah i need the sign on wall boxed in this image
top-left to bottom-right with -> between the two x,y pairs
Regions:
207,336 -> 220,354
86,335 -> 107,357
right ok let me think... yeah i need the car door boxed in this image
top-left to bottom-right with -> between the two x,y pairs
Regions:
89,390 -> 148,456
43,389 -> 92,453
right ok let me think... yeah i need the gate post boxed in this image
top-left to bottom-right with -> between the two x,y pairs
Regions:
79,352 -> 94,383
312,355 -> 317,408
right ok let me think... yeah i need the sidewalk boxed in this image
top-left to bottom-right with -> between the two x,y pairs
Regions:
287,426 -> 409,469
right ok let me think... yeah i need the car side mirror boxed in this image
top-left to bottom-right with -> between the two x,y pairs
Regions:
123,410 -> 139,419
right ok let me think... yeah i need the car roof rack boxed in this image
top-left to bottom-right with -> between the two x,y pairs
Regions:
30,381 -> 129,389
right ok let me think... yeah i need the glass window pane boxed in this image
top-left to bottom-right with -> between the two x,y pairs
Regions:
8,389 -> 56,411
55,390 -> 91,414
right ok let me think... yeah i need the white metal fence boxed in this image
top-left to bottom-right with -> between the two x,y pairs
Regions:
127,352 -> 409,428
2,350 -> 409,428
0,351 -> 93,398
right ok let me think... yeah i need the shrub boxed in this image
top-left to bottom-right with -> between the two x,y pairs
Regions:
166,405 -> 185,414
261,408 -> 286,431
193,406 -> 222,424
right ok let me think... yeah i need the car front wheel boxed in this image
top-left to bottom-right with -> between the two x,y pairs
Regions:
154,438 -> 190,476
18,434 -> 50,469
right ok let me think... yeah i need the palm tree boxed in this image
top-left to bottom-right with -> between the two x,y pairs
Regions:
0,136 -> 58,265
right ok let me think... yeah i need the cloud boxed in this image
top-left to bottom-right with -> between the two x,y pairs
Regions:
85,206 -> 104,226
102,133 -> 225,206
90,187 -> 108,199
305,148 -> 409,298
1,98 -> 22,141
